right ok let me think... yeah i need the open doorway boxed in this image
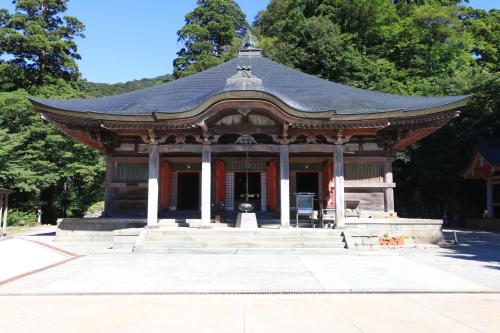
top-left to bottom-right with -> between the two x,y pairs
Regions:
296,172 -> 319,209
235,172 -> 261,211
177,172 -> 200,210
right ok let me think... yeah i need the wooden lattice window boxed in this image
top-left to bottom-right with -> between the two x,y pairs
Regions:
116,163 -> 148,182
344,163 -> 383,183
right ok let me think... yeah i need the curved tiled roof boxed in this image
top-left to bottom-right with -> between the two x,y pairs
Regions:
30,51 -> 470,118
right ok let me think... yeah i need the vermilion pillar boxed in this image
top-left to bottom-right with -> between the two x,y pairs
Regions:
267,160 -> 277,211
215,160 -> 226,204
160,160 -> 170,212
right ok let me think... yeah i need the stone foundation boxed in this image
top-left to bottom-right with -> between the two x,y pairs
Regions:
345,217 -> 443,244
56,218 -> 146,242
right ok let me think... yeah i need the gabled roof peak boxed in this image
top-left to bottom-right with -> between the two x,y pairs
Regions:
226,65 -> 262,89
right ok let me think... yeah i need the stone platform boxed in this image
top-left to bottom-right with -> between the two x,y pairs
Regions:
345,217 -> 444,244
54,217 -> 444,254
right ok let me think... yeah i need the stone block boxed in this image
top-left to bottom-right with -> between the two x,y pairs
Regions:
235,213 -> 258,230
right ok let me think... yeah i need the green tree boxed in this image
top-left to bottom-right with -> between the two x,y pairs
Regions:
0,87 -> 105,222
463,8 -> 499,71
255,0 -> 499,220
0,0 -> 84,90
0,2 -> 105,223
173,0 -> 248,78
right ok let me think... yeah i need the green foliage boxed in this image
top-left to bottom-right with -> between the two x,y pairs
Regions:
0,88 -> 105,222
0,0 -> 85,89
173,0 -> 249,78
255,0 -> 499,220
7,209 -> 36,227
79,75 -> 173,97
463,8 -> 499,71
0,2 -> 106,223
84,201 -> 104,218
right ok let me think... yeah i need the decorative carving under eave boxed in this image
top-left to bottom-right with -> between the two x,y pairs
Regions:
89,128 -> 120,153
197,121 -> 210,143
141,129 -> 168,144
333,131 -> 352,145
376,128 -> 410,151
235,134 -> 258,144
282,123 -> 289,144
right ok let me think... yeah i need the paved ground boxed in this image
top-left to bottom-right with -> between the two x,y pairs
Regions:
1,228 -> 499,332
0,237 -> 75,284
1,294 -> 499,333
0,243 -> 490,294
390,229 -> 500,290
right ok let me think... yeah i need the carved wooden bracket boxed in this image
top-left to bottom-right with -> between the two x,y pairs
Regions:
89,128 -> 120,153
141,129 -> 168,144
197,121 -> 210,143
376,128 -> 410,151
333,131 -> 352,145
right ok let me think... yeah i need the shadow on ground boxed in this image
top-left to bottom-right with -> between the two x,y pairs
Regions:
441,229 -> 500,268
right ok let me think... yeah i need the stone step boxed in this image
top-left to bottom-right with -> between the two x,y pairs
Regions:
144,234 -> 344,243
135,247 -> 348,255
146,229 -> 343,237
142,240 -> 346,249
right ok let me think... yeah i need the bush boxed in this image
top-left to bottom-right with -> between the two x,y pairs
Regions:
7,210 -> 37,227
84,201 -> 104,218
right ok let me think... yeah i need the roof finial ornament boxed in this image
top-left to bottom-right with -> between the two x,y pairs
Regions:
241,31 -> 258,49
239,31 -> 262,57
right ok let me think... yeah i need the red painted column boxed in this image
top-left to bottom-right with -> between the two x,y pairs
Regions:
267,160 -> 277,211
324,160 -> 335,208
215,160 -> 226,204
160,160 -> 170,212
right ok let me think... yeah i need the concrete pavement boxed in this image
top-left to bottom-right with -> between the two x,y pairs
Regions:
1,229 -> 500,332
1,293 -> 499,333
0,252 -> 489,294
0,237 -> 76,284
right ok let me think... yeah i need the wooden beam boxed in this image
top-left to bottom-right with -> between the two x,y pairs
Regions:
289,145 -> 336,153
212,145 -> 280,153
156,145 -> 204,153
345,182 -> 395,188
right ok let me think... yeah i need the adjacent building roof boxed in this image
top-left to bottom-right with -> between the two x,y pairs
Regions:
478,141 -> 500,166
30,47 -> 471,120
463,140 -> 500,179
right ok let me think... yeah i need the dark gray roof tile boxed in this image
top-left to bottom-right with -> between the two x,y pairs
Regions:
31,54 -> 470,116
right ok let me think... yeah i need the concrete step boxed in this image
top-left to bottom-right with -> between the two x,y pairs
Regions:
146,229 -> 343,237
144,234 -> 344,243
135,247 -> 348,255
136,227 -> 347,254
142,240 -> 346,249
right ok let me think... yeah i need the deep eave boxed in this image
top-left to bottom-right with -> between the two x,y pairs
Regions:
30,91 -> 471,123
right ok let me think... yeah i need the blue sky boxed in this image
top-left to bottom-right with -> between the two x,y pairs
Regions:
3,0 -> 498,83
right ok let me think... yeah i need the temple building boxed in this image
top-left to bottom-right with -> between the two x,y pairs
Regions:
463,140 -> 500,229
30,39 -> 470,229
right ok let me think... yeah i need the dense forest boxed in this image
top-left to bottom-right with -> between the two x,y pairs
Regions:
0,0 -> 498,224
